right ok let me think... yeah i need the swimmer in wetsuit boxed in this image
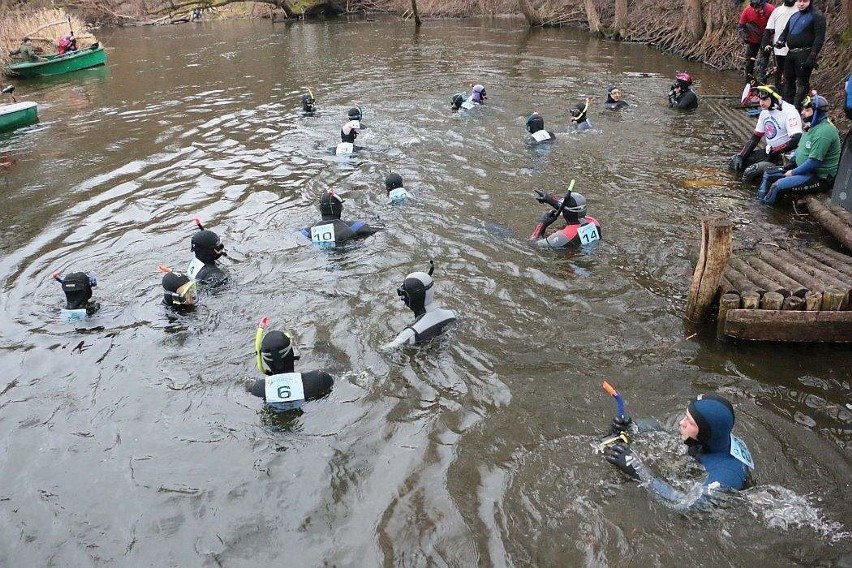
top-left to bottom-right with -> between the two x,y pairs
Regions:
245,317 -> 333,413
53,271 -> 100,319
524,112 -> 556,145
530,187 -> 602,249
299,190 -> 380,246
187,219 -> 227,287
383,261 -> 457,349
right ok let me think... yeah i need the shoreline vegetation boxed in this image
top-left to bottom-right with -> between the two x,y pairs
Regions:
0,0 -> 849,125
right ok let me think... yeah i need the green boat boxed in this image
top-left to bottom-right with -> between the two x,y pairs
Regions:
0,101 -> 38,133
4,45 -> 107,78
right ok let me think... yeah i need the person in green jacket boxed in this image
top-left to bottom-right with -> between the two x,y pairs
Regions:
758,94 -> 841,204
8,37 -> 44,62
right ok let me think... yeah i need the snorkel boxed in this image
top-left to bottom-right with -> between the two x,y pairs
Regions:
603,381 -> 625,419
554,179 -> 576,219
255,315 -> 269,373
597,381 -> 629,451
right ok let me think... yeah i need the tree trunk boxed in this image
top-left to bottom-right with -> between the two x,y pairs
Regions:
584,0 -> 601,34
411,0 -> 421,26
614,0 -> 628,38
518,0 -> 542,26
685,0 -> 704,43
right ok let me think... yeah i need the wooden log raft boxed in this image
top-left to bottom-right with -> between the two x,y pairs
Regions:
724,309 -> 852,342
804,196 -> 852,251
685,217 -> 732,322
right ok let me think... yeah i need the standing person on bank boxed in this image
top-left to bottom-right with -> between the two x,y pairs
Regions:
760,0 -> 797,92
738,0 -> 774,81
775,0 -> 826,109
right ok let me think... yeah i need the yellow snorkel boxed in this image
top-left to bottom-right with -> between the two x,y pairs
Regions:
255,316 -> 269,373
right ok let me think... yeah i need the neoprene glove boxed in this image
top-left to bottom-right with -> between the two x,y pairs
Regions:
610,415 -> 632,434
802,58 -> 817,71
534,190 -> 549,204
775,40 -> 785,49
763,44 -> 773,54
538,210 -> 558,224
730,155 -> 744,172
605,443 -> 642,479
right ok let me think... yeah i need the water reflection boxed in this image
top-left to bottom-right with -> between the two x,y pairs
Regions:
0,16 -> 848,566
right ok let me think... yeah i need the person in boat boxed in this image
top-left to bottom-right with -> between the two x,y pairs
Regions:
604,85 -> 629,110
530,189 -> 602,249
245,319 -> 333,414
383,261 -> 457,349
758,93 -> 840,204
385,172 -> 410,204
569,99 -> 592,132
9,37 -> 44,62
774,0 -> 826,109
729,85 -> 803,182
53,271 -> 100,319
187,221 -> 228,286
57,33 -> 77,56
300,92 -> 316,117
668,72 -> 698,110
738,0 -> 774,81
759,0 -> 797,93
524,112 -> 556,145
161,269 -> 197,309
299,190 -> 380,246
604,393 -> 754,509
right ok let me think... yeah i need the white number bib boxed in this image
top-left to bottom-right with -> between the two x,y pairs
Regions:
349,120 -> 360,129
461,99 -> 475,110
265,373 -> 305,405
730,434 -> 754,470
335,142 -> 354,156
531,130 -> 551,142
310,222 -> 336,245
577,223 -> 600,244
186,257 -> 204,279
388,187 -> 408,201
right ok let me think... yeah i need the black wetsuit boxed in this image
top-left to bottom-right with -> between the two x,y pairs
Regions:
300,218 -> 379,245
247,370 -> 333,413
777,5 -> 826,109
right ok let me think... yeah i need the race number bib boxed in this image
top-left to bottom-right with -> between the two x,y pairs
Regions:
531,130 -> 551,142
186,257 -> 205,279
730,434 -> 754,470
310,223 -> 336,245
577,223 -> 600,244
349,120 -> 360,129
388,187 -> 408,201
264,373 -> 305,410
335,142 -> 354,156
461,99 -> 475,110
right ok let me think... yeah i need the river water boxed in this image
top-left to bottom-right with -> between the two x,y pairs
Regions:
0,16 -> 849,566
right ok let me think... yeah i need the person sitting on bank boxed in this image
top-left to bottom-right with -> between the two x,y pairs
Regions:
668,72 -> 698,110
245,317 -> 333,414
604,85 -> 629,110
758,93 -> 840,205
524,112 -> 556,145
299,190 -> 380,246
530,187 -> 602,249
604,393 -> 754,510
8,37 -> 44,62
729,85 -> 803,183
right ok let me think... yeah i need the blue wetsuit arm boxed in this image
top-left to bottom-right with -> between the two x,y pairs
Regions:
790,157 -> 822,177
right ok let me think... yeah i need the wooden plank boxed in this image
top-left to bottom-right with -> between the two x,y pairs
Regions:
723,309 -> 852,342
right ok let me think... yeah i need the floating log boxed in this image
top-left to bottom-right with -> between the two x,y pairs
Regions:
782,296 -> 805,310
787,249 -> 851,293
821,288 -> 846,311
685,217 -> 733,322
756,247 -> 823,293
724,263 -> 764,293
717,293 -> 741,339
744,255 -> 808,297
805,290 -> 823,311
760,291 -> 785,310
723,309 -> 852,342
741,290 -> 761,309
804,196 -> 852,251
729,256 -> 789,296
798,247 -> 852,280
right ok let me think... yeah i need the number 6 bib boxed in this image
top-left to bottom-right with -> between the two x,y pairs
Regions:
264,372 -> 306,411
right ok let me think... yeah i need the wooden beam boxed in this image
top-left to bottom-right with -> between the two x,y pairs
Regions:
686,217 -> 732,322
723,309 -> 852,342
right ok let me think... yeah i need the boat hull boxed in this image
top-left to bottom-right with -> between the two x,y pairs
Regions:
0,102 -> 39,132
5,46 -> 107,78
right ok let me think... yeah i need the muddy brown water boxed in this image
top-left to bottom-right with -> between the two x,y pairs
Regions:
0,16 -> 849,566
